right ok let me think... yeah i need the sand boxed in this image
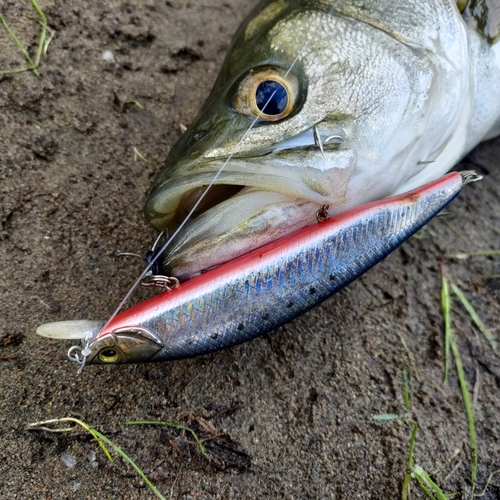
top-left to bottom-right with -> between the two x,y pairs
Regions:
1,1 -> 499,498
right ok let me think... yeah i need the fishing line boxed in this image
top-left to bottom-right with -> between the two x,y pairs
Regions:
102,4 -> 334,331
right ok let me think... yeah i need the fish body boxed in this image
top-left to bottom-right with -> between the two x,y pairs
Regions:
52,173 -> 464,365
144,0 -> 500,280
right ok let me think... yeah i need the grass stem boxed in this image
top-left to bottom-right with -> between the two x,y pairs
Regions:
441,267 -> 452,383
0,0 -> 49,76
125,420 -> 208,458
28,417 -> 166,500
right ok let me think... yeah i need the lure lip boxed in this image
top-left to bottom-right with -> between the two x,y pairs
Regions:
36,320 -> 104,340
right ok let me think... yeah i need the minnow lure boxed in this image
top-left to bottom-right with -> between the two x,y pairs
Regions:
37,172 -> 477,368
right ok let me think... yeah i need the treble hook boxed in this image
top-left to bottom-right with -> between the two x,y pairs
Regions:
114,230 -> 169,265
111,230 -> 180,290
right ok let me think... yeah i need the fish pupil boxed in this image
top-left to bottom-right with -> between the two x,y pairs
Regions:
102,349 -> 116,357
256,80 -> 288,115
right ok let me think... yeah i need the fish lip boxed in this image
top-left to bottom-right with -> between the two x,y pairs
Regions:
145,169 -> 332,231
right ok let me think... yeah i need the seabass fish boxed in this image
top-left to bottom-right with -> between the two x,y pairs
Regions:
144,0 -> 500,280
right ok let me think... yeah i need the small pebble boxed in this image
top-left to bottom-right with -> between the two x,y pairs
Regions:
68,480 -> 81,492
87,449 -> 98,469
101,50 -> 116,64
61,452 -> 77,469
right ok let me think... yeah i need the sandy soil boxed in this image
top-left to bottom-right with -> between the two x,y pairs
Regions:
1,1 -> 499,499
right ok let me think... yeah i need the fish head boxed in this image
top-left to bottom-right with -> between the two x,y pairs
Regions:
145,0 -> 434,279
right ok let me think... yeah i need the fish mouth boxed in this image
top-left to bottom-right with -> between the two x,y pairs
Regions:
146,171 -> 333,227
145,129 -> 355,280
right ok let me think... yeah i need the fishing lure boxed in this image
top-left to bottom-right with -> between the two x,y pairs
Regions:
37,171 -> 478,369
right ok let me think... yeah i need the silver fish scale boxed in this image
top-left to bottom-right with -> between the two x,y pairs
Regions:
147,181 -> 460,362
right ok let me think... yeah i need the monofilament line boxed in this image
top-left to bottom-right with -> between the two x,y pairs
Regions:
102,6 -> 334,331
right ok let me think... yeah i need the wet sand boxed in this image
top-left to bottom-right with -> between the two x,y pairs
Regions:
1,1 -> 499,498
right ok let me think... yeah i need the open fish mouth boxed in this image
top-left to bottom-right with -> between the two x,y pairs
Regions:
145,176 -> 328,282
144,129 -> 356,280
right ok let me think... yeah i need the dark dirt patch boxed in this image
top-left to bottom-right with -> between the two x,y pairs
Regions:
0,1 -> 499,499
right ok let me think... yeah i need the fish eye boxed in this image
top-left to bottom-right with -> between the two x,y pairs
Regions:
233,67 -> 299,122
98,348 -> 119,363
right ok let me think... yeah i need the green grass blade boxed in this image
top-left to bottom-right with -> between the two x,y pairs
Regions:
29,0 -> 47,67
398,333 -> 420,380
125,420 -> 208,458
451,283 -> 497,352
90,428 -> 166,500
0,0 -> 49,76
441,271 -> 452,383
403,369 -> 410,410
450,335 -> 478,491
413,479 -> 435,499
133,147 -> 150,163
477,274 -> 500,280
402,421 -> 419,500
78,423 -> 114,462
27,417 -> 113,460
407,421 -> 418,471
0,13 -> 37,75
125,98 -> 143,108
27,417 -> 166,500
411,465 -> 448,500
455,250 -> 500,259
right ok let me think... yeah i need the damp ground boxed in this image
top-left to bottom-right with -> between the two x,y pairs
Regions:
1,1 -> 499,498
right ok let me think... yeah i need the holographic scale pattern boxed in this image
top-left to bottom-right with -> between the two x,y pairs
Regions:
146,180 -> 460,361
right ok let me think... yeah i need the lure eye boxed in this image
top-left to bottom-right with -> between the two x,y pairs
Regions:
99,348 -> 119,363
233,67 -> 299,122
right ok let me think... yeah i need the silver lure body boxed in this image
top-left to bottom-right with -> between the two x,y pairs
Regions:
72,173 -> 466,365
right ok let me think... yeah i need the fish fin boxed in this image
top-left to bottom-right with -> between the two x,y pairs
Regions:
462,0 -> 500,44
